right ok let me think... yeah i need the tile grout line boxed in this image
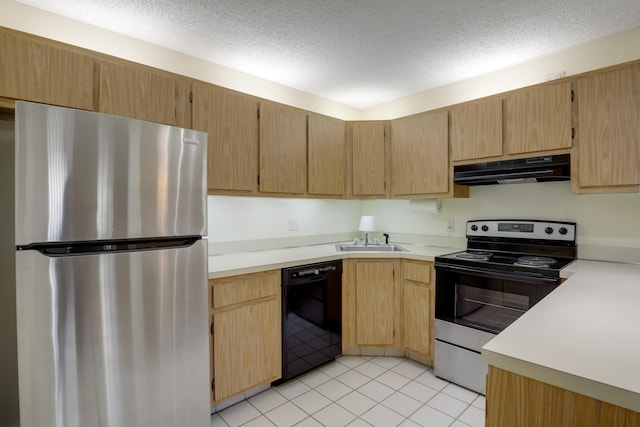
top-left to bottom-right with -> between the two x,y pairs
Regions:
215,356 -> 485,427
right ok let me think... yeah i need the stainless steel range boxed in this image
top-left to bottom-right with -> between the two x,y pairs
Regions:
434,219 -> 577,394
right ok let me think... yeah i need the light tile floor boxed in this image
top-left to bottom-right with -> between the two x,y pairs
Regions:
211,356 -> 485,427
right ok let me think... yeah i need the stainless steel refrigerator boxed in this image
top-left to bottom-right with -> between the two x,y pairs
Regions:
0,101 -> 209,427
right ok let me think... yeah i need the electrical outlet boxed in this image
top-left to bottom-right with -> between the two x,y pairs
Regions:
287,218 -> 298,231
447,219 -> 455,234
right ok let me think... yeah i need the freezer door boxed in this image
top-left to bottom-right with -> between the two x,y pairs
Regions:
16,239 -> 209,427
15,101 -> 207,245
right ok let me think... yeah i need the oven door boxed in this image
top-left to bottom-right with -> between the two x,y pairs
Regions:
435,263 -> 559,334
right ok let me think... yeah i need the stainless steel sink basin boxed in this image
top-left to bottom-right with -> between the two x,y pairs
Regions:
335,243 -> 407,252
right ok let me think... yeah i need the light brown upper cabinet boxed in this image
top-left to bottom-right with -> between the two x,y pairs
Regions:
174,77 -> 193,129
450,98 -> 503,161
0,28 -> 93,110
258,102 -> 307,194
308,113 -> 346,197
192,83 -> 259,193
97,60 -> 177,125
390,110 -> 449,196
349,121 -> 389,197
505,81 -> 572,155
573,63 -> 640,193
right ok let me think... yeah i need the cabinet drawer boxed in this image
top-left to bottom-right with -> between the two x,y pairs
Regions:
403,261 -> 431,284
211,270 -> 279,308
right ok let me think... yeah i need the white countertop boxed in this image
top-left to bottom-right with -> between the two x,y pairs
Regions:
209,244 -> 640,412
208,243 -> 456,278
482,260 -> 640,412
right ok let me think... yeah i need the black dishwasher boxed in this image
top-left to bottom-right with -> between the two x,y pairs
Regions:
276,260 -> 342,384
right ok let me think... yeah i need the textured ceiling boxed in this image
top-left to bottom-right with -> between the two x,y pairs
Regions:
16,0 -> 640,109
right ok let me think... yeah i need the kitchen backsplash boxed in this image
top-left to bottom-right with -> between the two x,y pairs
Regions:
208,182 -> 640,262
361,182 -> 640,263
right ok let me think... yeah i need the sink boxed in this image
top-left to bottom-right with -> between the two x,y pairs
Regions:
335,243 -> 408,252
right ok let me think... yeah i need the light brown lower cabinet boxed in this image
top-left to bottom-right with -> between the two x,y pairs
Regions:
343,258 -> 436,361
402,260 -> 434,359
486,366 -> 640,427
209,270 -> 281,406
343,258 -> 401,349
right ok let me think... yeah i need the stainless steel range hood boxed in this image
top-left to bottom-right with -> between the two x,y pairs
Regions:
454,154 -> 571,186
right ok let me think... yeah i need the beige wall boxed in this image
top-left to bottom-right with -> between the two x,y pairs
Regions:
207,196 -> 361,242
2,0 -> 640,120
363,27 -> 640,119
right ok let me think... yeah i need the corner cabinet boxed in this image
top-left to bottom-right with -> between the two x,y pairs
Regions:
259,102 -> 308,194
308,113 -> 347,197
192,83 -> 259,193
209,270 -> 281,406
401,260 -> 434,359
343,258 -> 401,349
572,63 -> 640,194
390,110 -> 451,197
348,121 -> 389,198
450,98 -> 503,161
0,28 -> 94,110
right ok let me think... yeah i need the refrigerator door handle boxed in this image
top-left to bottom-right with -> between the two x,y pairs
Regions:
19,236 -> 201,256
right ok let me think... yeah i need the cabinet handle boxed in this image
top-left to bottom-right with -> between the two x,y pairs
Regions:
210,323 -> 214,335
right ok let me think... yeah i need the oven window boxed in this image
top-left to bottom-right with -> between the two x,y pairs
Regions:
435,267 -> 560,335
455,284 -> 529,333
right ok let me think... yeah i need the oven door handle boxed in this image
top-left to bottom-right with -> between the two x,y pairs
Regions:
435,263 -> 559,284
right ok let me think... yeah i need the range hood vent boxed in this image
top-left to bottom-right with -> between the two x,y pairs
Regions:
454,154 -> 571,186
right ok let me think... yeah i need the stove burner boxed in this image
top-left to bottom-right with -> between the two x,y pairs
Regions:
456,251 -> 492,261
514,256 -> 557,268
518,256 -> 557,264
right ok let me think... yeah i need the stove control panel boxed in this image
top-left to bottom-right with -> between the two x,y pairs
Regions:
466,220 -> 576,242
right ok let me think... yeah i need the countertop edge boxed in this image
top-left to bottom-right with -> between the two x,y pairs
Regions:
208,244 -> 453,279
482,260 -> 640,414
481,348 -> 640,413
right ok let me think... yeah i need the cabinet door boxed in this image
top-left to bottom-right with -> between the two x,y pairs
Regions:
209,313 -> 215,408
212,298 -> 281,402
351,121 -> 388,196
0,29 -> 93,110
450,98 -> 503,161
175,77 -> 193,129
505,81 -> 572,154
308,113 -> 346,196
355,260 -> 397,346
575,64 -> 640,192
402,261 -> 433,358
193,83 -> 259,192
98,60 -> 176,125
259,102 -> 307,194
391,111 -> 449,196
